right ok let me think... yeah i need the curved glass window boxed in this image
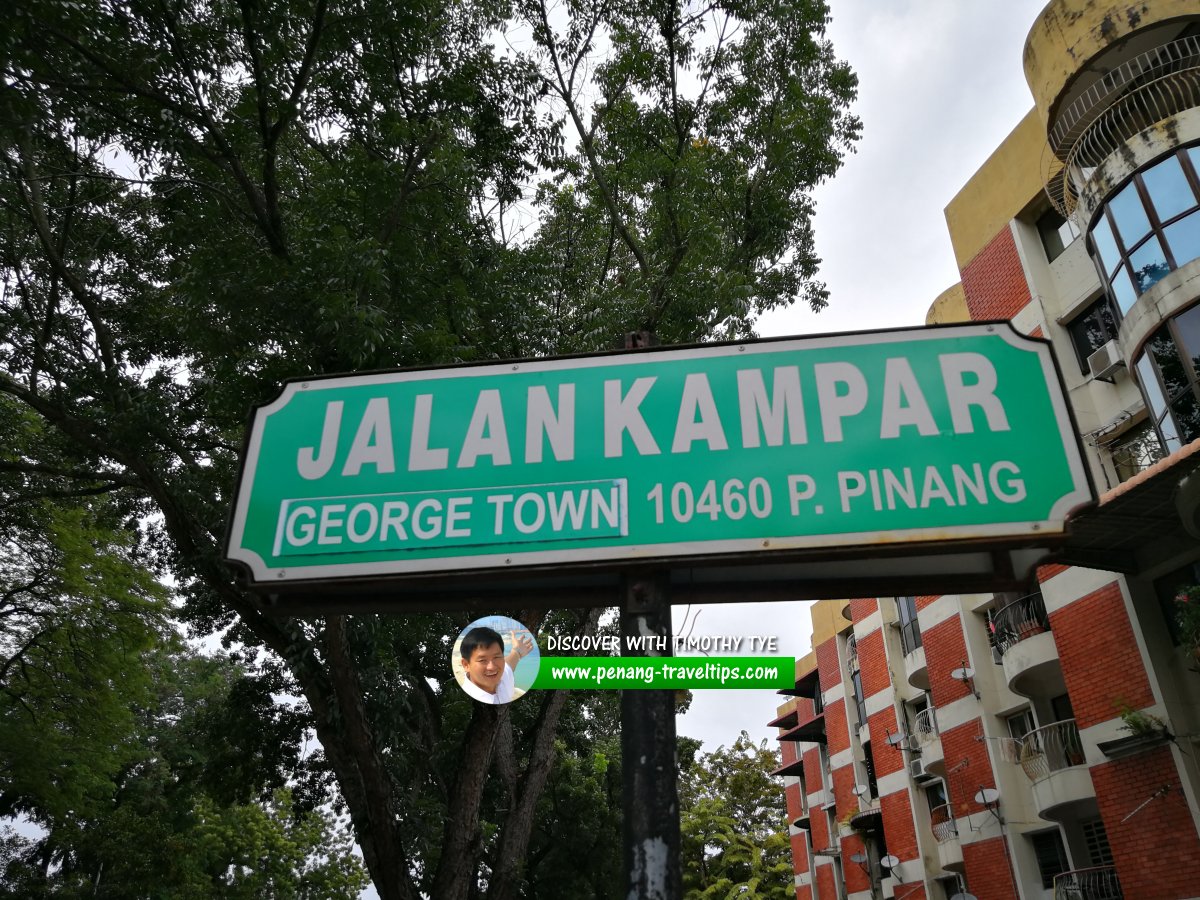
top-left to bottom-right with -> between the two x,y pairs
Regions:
1134,303 -> 1200,453
1087,145 -> 1200,316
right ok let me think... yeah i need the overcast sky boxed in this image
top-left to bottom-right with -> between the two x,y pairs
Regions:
678,0 -> 1052,755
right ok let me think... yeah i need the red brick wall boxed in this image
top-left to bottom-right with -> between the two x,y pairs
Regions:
783,740 -> 800,766
802,747 -> 821,803
924,616 -> 972,708
940,721 -> 997,820
880,789 -> 919,861
962,836 -> 1018,900
785,782 -> 803,821
788,831 -> 809,875
868,706 -> 904,776
858,630 -> 889,697
1037,563 -> 1069,582
849,597 -> 878,623
793,696 -> 814,722
816,636 -> 842,692
814,864 -> 835,900
1049,580 -> 1154,728
960,226 -> 1031,322
1092,747 -> 1200,899
825,698 -> 849,757
795,881 -> 811,900
831,757 -> 857,819
808,791 -> 831,853
840,831 -> 871,895
915,594 -> 941,611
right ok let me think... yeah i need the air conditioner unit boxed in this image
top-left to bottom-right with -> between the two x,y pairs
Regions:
909,757 -> 936,783
1088,339 -> 1125,381
906,734 -> 924,753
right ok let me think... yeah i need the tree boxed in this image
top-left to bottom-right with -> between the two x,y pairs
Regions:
2,616 -> 368,897
0,418 -> 170,832
679,732 -> 794,899
0,0 -> 857,895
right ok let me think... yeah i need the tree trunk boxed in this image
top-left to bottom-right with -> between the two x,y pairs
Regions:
323,615 -> 418,900
431,701 -> 503,899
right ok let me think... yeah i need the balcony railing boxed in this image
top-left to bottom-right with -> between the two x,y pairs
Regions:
929,803 -> 957,843
1054,865 -> 1123,899
1046,35 -> 1200,215
846,633 -> 858,672
913,707 -> 938,745
1016,719 -> 1085,782
991,592 -> 1050,658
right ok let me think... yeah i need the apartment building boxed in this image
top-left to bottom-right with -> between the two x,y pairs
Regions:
772,2 -> 1200,898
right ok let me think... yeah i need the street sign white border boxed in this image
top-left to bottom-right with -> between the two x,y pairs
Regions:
226,323 -> 1093,587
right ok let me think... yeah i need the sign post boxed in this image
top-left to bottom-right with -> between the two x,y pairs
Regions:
226,322 -> 1094,900
227,323 -> 1092,600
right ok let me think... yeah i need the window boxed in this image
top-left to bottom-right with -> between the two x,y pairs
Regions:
1134,302 -> 1200,451
1006,708 -> 1035,742
1083,817 -> 1114,867
1038,207 -> 1080,262
1066,295 -> 1119,375
851,670 -> 868,729
862,741 -> 878,799
1030,829 -> 1070,889
897,596 -> 922,655
1108,421 -> 1164,484
924,779 -> 948,811
1050,693 -> 1075,723
1087,145 -> 1200,314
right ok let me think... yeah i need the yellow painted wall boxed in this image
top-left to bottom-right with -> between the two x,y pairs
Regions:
925,283 -> 970,325
1024,0 -> 1200,128
794,652 -> 817,681
944,110 -> 1047,270
810,598 -> 850,647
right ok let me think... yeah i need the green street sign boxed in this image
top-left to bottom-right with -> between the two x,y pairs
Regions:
226,324 -> 1092,588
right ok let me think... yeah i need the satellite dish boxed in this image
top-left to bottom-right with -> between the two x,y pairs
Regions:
949,894 -> 979,900
950,667 -> 975,681
974,788 -> 1000,806
853,783 -> 869,796
849,852 -> 867,864
886,732 -> 904,746
880,854 -> 900,869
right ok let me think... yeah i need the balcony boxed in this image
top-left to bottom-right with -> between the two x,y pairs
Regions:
1053,865 -> 1123,899
846,633 -> 859,673
902,644 -> 929,690
1016,719 -> 1096,821
994,593 -> 1061,697
913,707 -> 944,774
1046,34 -> 1200,216
931,803 -> 964,873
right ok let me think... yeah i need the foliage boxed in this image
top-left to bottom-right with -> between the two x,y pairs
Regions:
1172,584 -> 1200,652
1,788 -> 368,899
1116,704 -> 1169,738
0,0 -> 858,895
0,488 -> 169,827
679,731 -> 793,900
1,623 -> 364,897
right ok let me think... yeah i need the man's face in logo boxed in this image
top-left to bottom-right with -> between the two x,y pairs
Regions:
463,641 -> 505,693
